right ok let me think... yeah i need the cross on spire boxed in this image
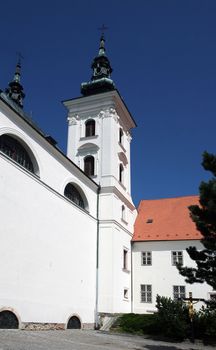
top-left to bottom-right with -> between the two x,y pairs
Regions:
16,52 -> 24,65
98,24 -> 108,36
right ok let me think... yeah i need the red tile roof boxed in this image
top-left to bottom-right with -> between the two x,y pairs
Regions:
133,195 -> 202,242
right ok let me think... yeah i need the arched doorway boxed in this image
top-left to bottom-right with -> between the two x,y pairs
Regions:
67,315 -> 81,329
0,310 -> 19,329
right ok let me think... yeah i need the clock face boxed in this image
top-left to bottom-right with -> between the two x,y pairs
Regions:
94,67 -> 107,76
101,67 -> 107,74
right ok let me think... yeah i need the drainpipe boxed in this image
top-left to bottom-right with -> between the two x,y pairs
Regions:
95,185 -> 101,329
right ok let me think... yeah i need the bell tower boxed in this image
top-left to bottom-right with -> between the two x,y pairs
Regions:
63,35 -> 137,315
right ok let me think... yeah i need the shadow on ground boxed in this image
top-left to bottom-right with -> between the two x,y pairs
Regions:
144,346 -> 193,350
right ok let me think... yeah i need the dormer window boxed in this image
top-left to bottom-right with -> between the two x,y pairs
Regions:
85,119 -> 95,137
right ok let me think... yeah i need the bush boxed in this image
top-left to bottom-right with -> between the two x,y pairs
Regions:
112,313 -> 156,335
111,295 -> 216,343
194,306 -> 216,344
154,295 -> 189,341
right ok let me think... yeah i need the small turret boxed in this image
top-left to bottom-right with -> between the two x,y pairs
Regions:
5,59 -> 25,108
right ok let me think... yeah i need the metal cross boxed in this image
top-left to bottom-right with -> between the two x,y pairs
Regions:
16,52 -> 24,64
98,24 -> 108,35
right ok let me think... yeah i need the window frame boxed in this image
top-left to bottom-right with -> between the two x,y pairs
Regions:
172,251 -> 183,266
64,183 -> 85,210
119,127 -> 123,145
0,133 -> 38,175
141,251 -> 152,266
85,119 -> 95,138
84,155 -> 95,176
119,163 -> 124,183
123,288 -> 129,300
173,285 -> 186,301
121,205 -> 126,221
123,248 -> 129,271
140,284 -> 152,303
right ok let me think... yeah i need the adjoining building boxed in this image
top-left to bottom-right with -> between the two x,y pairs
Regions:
132,196 -> 211,313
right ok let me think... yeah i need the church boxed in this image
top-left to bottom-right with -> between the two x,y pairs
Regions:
0,35 -> 212,330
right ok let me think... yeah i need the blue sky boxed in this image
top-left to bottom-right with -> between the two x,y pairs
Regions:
0,0 -> 215,206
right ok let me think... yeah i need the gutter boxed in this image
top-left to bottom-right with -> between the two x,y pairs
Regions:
95,184 -> 101,329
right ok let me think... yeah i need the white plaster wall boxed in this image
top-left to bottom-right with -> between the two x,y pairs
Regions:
132,240 -> 212,314
99,192 -> 136,233
0,155 -> 97,325
0,105 -> 97,218
98,224 -> 132,314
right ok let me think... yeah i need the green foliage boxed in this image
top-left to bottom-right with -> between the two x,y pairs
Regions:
111,295 -> 216,343
113,313 -> 156,335
154,295 -> 189,340
177,151 -> 216,289
194,306 -> 216,343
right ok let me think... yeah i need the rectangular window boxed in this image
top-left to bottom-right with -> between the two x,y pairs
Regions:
173,285 -> 186,300
119,128 -> 123,145
172,251 -> 183,266
141,251 -> 152,265
123,249 -> 128,270
124,288 -> 129,299
141,284 -> 152,303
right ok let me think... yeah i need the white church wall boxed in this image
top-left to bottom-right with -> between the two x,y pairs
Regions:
0,101 -> 99,327
0,154 -> 97,326
132,240 -> 211,314
0,105 -> 98,218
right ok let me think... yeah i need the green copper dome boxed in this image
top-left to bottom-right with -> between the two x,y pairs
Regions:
81,34 -> 115,96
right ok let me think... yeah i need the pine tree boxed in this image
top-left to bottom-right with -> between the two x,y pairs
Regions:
177,152 -> 216,290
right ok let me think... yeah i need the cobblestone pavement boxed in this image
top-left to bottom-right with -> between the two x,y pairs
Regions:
0,330 -> 215,350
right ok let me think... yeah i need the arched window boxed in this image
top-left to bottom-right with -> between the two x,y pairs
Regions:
64,183 -> 85,209
84,156 -> 94,176
0,134 -> 35,173
85,120 -> 95,137
119,163 -> 124,183
67,316 -> 81,329
0,311 -> 19,329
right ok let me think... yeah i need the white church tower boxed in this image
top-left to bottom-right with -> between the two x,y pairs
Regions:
63,35 -> 136,319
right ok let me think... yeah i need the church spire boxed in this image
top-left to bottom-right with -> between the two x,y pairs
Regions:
81,34 -> 115,96
5,58 -> 25,108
